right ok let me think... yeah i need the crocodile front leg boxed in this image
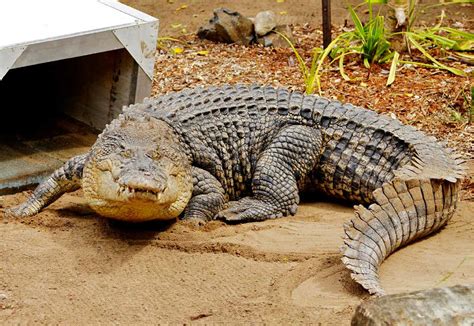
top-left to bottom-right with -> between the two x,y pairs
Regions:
217,125 -> 322,222
182,167 -> 226,222
6,154 -> 88,217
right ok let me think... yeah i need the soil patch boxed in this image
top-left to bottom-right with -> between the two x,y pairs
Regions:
1,193 -> 473,324
1,0 -> 473,324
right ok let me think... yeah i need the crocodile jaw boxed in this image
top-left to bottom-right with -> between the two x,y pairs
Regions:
83,170 -> 192,222
81,117 -> 193,222
87,197 -> 190,222
83,168 -> 192,222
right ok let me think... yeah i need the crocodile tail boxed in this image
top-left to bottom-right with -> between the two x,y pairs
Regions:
341,176 -> 462,296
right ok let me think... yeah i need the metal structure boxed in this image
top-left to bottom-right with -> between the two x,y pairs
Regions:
0,0 -> 159,193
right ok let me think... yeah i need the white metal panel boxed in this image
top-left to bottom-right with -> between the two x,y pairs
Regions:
0,0 -> 158,81
12,31 -> 123,69
0,0 -> 139,48
113,21 -> 159,79
99,0 -> 156,23
0,46 -> 26,80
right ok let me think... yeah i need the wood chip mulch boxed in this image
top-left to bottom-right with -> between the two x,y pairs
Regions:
151,24 -> 473,200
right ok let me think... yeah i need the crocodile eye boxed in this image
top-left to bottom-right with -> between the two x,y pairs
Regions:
170,171 -> 179,177
121,149 -> 132,158
148,151 -> 161,160
169,166 -> 180,177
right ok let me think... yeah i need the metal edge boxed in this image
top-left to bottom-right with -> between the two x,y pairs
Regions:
1,22 -> 138,51
0,46 -> 26,80
99,0 -> 158,23
11,30 -> 125,70
112,20 -> 159,80
0,1 -> 158,51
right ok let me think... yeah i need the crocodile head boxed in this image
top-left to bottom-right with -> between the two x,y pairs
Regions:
82,117 -> 193,222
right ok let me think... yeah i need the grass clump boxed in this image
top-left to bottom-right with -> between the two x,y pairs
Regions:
284,0 -> 473,94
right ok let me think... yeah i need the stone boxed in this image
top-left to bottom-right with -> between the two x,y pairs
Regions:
254,11 -> 277,36
351,284 -> 474,325
256,25 -> 294,48
197,8 -> 254,45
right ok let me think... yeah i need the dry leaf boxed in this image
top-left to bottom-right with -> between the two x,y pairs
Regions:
172,47 -> 184,55
196,50 -> 209,56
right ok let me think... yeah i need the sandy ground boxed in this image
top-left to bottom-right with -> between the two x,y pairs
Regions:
1,190 -> 473,324
120,0 -> 473,37
0,0 -> 472,324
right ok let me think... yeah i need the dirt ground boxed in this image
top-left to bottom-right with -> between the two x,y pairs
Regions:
1,192 -> 473,324
1,0 -> 473,325
120,0 -> 473,37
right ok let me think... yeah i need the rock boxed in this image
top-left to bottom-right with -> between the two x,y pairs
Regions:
256,25 -> 294,48
351,284 -> 474,325
254,11 -> 277,36
197,8 -> 254,45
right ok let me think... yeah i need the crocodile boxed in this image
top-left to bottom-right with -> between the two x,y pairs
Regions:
7,84 -> 465,296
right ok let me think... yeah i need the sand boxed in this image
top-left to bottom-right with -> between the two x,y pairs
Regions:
1,0 -> 472,323
1,190 -> 472,324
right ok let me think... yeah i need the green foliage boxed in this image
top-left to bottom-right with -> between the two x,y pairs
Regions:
344,4 -> 393,68
360,0 -> 472,80
276,31 -> 321,94
402,31 -> 466,76
470,86 -> 474,124
404,0 -> 474,32
281,1 -> 398,94
328,3 -> 399,86
397,0 -> 473,72
284,0 -> 472,94
387,51 -> 400,86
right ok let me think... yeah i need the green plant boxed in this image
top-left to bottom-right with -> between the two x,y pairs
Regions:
401,29 -> 467,75
331,3 -> 397,77
406,0 -> 474,33
470,85 -> 473,124
276,31 -> 322,94
280,0 -> 398,94
285,0 -> 410,93
364,0 -> 472,80
284,0 -> 472,94
399,0 -> 472,75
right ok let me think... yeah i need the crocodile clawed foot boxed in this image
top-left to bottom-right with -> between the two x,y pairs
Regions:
181,209 -> 211,227
215,197 -> 283,223
4,203 -> 36,219
180,217 -> 207,228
